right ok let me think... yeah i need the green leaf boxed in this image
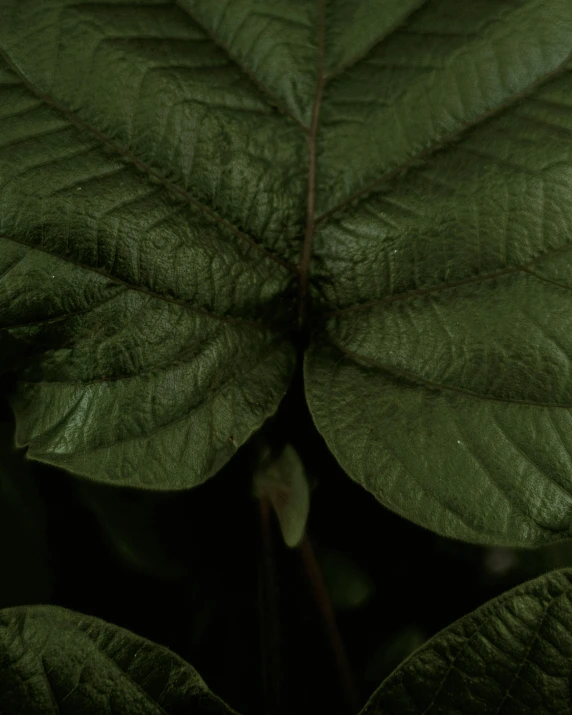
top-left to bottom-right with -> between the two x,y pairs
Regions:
0,0 -> 298,489
253,443 -> 310,547
360,568 -> 572,715
0,605 -> 239,714
304,0 -> 572,546
2,0 -> 572,544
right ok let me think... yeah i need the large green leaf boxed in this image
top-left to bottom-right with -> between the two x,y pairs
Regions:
0,605 -> 238,714
0,0 -> 299,488
2,0 -> 572,545
361,568 -> 572,714
304,0 -> 572,545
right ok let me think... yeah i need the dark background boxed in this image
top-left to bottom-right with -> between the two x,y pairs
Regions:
1,368 -> 569,715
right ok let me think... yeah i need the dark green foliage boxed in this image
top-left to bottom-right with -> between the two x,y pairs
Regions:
1,1 -> 572,712
0,606 -> 238,714
1,0 -> 571,542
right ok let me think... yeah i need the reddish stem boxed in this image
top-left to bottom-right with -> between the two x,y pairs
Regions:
300,534 -> 359,714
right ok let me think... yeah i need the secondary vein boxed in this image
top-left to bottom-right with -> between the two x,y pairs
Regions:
321,241 -> 572,318
316,50 -> 572,226
0,46 -> 296,274
174,0 -> 310,134
0,233 -> 277,330
331,340 -> 572,409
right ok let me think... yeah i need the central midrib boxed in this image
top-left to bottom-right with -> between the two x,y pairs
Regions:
293,6 -> 572,330
4,5 -> 569,337
296,0 -> 326,330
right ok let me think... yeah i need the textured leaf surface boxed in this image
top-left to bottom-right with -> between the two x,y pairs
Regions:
0,0 -> 299,487
305,0 -> 572,545
360,568 -> 572,715
2,0 -> 572,538
0,605 -> 238,714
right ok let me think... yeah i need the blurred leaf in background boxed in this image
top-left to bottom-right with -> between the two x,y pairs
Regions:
253,443 -> 310,548
317,547 -> 374,611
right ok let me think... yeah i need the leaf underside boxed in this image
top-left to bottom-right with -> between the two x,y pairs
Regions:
1,0 -> 572,543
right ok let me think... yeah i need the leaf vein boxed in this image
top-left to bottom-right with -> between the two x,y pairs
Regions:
330,340 -> 572,408
0,48 -> 294,273
31,336 -> 286,460
324,0 -> 430,81
316,50 -> 572,224
323,243 -> 572,317
0,233 -> 277,330
172,0 -> 309,133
